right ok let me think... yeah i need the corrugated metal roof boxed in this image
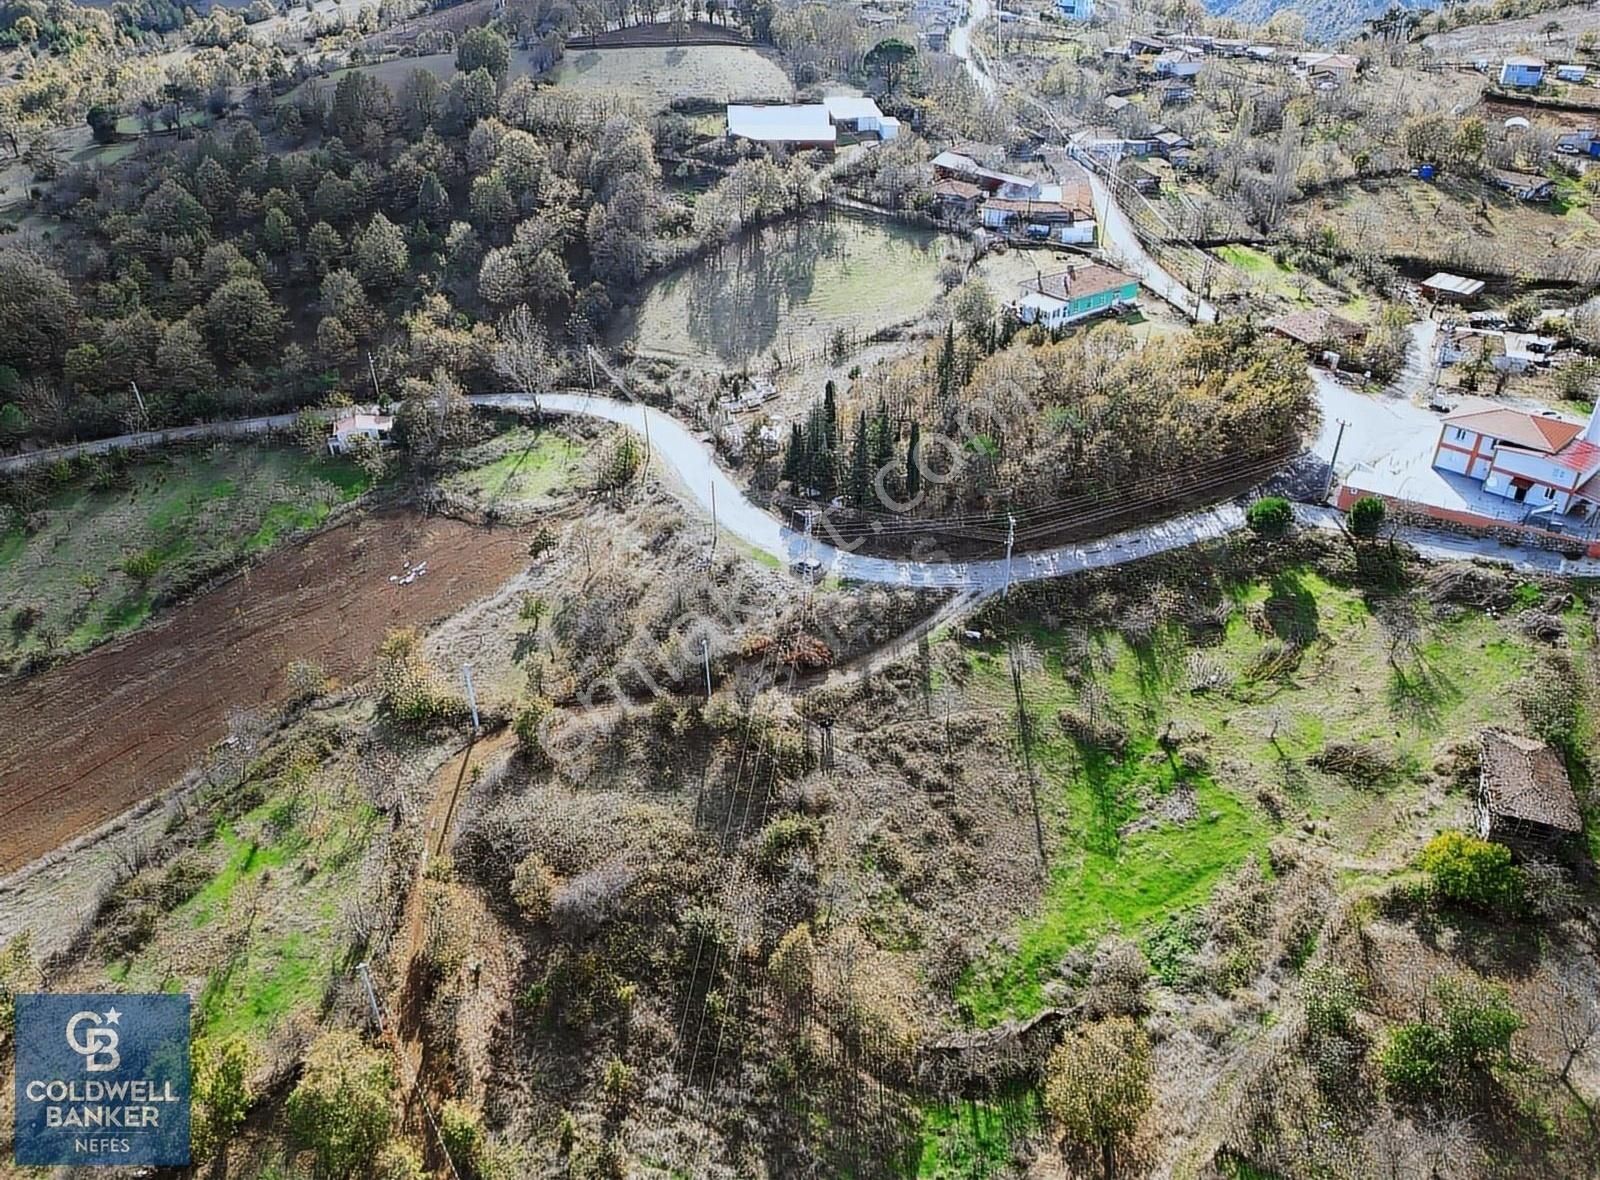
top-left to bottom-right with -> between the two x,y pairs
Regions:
726,105 -> 836,143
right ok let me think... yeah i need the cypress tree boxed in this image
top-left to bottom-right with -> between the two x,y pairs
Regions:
781,422 -> 805,485
906,420 -> 921,499
936,322 -> 956,404
822,380 -> 839,452
849,413 -> 870,508
870,399 -> 894,473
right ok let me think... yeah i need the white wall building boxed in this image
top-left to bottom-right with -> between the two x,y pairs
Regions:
1433,404 -> 1600,515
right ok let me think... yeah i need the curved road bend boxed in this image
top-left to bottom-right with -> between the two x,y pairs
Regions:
475,393 -> 1249,591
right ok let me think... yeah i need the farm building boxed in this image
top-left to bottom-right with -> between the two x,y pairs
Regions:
1149,77 -> 1195,105
1265,309 -> 1366,354
1499,55 -> 1546,88
328,411 -> 393,455
1420,272 -> 1485,303
821,96 -> 900,140
1555,63 -> 1588,83
1055,0 -> 1093,18
1555,129 -> 1599,156
726,104 -> 837,150
1477,728 -> 1582,846
1012,264 -> 1141,327
1432,401 -> 1600,515
979,186 -> 1096,244
932,177 -> 984,216
1490,168 -> 1556,201
1152,48 -> 1204,78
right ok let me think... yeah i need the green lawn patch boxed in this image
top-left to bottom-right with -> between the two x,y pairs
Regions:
444,429 -> 585,506
0,445 -> 373,663
917,1093 -> 1038,1179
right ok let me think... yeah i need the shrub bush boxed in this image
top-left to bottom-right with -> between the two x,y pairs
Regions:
1348,495 -> 1386,537
1381,975 -> 1520,1101
286,1031 -> 395,1177
1246,496 -> 1293,539
1419,830 -> 1525,912
438,1100 -> 488,1178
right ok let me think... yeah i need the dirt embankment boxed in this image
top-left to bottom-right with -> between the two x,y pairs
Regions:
0,511 -> 528,876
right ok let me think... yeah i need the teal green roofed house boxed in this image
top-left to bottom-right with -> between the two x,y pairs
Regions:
1012,264 -> 1141,328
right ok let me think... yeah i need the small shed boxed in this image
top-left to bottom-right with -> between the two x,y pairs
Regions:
1555,64 -> 1588,83
1491,168 -> 1555,201
1477,728 -> 1583,846
1499,54 -> 1547,89
1421,272 -> 1486,304
328,411 -> 393,455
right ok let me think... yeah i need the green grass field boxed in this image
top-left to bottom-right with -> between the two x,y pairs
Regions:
951,566 -> 1565,1027
101,748 -> 378,1047
547,45 -> 792,107
442,428 -> 586,508
0,445 -> 372,664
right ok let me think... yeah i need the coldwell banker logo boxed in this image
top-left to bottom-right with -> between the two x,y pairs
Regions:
14,993 -> 190,1166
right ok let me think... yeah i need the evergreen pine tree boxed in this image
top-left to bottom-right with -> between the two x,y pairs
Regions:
781,422 -> 805,485
936,323 -> 956,404
823,380 -> 839,451
849,413 -> 870,508
870,399 -> 894,474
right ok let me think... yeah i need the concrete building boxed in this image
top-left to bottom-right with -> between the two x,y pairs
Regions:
822,96 -> 900,140
1432,402 -> 1600,516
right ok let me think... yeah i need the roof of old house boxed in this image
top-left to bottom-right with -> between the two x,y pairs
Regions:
1503,54 -> 1547,68
1443,405 -> 1584,453
1266,309 -> 1365,345
933,177 -> 984,199
1026,264 -> 1141,302
1480,728 -> 1581,833
332,412 -> 394,435
1492,168 -> 1554,190
983,196 -> 1085,219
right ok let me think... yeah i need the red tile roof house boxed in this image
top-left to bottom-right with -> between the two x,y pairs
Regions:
1432,402 -> 1600,518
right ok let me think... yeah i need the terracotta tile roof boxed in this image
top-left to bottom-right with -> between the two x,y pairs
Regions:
1557,437 -> 1600,473
1029,264 -> 1141,302
1480,728 -> 1581,833
1443,406 -> 1583,453
933,177 -> 983,200
1266,309 -> 1365,346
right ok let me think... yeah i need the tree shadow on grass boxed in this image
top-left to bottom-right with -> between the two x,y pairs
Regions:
1264,570 -> 1321,647
1385,652 -> 1462,730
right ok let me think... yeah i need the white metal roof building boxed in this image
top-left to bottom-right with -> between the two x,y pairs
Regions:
726,104 -> 837,147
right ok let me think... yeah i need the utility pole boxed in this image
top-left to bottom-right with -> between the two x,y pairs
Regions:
1005,511 -> 1016,596
587,346 -> 596,391
1008,644 -> 1047,871
709,479 -> 718,563
702,637 -> 712,699
366,351 -> 382,405
356,961 -> 382,1030
1324,418 -> 1349,503
462,664 -> 480,733
129,382 -> 149,433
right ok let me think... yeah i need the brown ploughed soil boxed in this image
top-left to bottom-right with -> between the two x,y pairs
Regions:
0,511 -> 527,875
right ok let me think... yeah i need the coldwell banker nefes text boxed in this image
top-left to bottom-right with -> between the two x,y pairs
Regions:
13,993 -> 191,1167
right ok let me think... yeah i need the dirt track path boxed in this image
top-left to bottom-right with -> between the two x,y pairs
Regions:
0,511 -> 528,875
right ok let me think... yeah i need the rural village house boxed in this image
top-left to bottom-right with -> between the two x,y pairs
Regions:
328,411 -> 393,455
1477,728 -> 1583,846
1499,54 -> 1547,88
1432,402 -> 1600,516
1265,309 -> 1366,359
1012,265 -> 1141,328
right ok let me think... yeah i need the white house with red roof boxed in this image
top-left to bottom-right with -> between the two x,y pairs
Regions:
1433,402 -> 1600,515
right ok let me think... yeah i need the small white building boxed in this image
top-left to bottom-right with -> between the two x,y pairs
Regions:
726,104 -> 838,150
328,411 -> 394,455
1556,63 -> 1588,83
1152,49 -> 1204,78
1499,54 -> 1547,88
821,96 -> 899,140
1433,403 -> 1600,515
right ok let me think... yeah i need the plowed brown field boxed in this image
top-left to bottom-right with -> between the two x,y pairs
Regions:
0,511 -> 527,875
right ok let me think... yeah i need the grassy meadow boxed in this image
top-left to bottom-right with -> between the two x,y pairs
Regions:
0,444 -> 372,665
